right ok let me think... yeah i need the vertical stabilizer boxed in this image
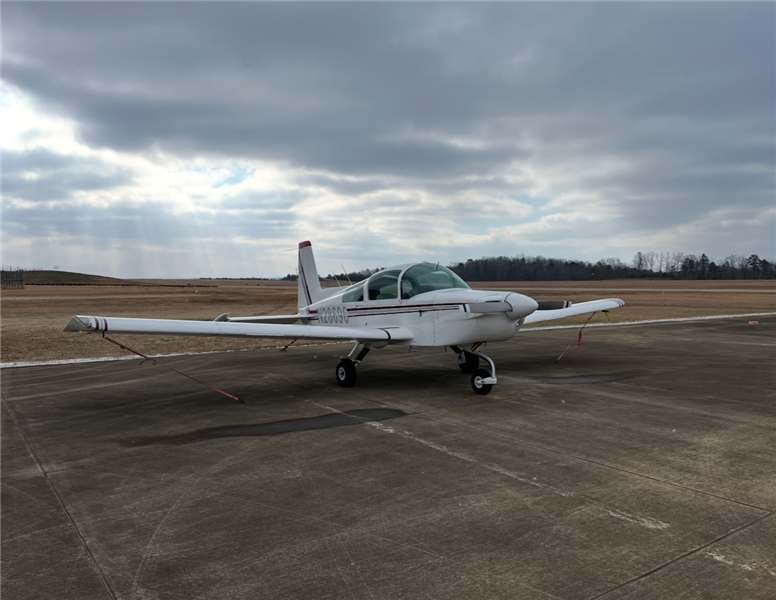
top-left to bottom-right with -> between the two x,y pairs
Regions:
298,241 -> 323,309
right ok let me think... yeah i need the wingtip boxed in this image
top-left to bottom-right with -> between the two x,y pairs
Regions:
64,316 -> 91,332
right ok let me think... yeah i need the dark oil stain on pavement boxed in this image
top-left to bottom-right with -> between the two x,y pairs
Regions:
122,408 -> 409,446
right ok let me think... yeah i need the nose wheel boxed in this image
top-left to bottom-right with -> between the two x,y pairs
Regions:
471,369 -> 493,395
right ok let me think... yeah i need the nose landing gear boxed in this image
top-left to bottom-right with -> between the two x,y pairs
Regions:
452,344 -> 497,395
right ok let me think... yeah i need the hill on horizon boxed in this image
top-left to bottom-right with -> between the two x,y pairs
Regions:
23,270 -> 134,285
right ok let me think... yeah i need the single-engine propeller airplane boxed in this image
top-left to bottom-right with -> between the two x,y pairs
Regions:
65,241 -> 624,395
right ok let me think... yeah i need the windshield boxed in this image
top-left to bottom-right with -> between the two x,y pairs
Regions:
400,263 -> 470,299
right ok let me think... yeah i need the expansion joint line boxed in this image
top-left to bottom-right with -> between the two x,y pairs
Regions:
449,416 -> 771,513
586,510 -> 774,600
3,401 -> 118,600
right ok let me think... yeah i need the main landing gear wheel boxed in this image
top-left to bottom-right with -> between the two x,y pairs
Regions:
471,369 -> 493,395
336,359 -> 357,388
458,351 -> 480,373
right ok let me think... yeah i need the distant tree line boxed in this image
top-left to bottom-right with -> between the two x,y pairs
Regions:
282,268 -> 383,283
198,277 -> 268,280
281,252 -> 774,282
450,252 -> 774,281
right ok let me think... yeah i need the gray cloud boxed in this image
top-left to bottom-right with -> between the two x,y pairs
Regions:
2,148 -> 134,202
7,4 -> 771,170
3,197 -> 296,242
218,190 -> 302,212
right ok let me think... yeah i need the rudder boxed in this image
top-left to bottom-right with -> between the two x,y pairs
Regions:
298,241 -> 323,309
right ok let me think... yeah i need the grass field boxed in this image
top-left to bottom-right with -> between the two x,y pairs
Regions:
2,280 -> 773,364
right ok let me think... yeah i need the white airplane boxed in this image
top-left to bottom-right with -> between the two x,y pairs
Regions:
65,241 -> 624,395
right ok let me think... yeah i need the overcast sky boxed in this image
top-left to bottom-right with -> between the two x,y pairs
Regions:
3,2 -> 774,278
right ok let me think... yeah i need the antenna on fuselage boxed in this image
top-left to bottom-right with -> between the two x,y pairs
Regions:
341,264 -> 353,286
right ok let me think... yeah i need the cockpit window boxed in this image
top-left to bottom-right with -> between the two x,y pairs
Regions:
400,263 -> 470,299
367,270 -> 401,300
341,280 -> 366,303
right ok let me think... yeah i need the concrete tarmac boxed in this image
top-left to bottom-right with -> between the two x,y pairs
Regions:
2,317 -> 775,600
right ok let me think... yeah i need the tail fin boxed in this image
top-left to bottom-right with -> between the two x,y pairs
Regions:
297,241 -> 323,309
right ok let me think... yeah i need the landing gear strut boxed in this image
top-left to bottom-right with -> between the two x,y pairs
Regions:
335,346 -> 370,388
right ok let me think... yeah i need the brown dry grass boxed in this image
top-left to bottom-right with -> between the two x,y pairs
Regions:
2,280 -> 773,364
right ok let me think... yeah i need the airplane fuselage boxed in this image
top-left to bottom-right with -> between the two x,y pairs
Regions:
304,265 -> 539,348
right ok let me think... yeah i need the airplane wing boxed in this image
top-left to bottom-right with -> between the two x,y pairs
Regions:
522,298 -> 624,325
64,315 -> 413,343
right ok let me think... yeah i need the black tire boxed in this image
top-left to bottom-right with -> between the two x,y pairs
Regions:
457,351 -> 480,373
336,359 -> 357,388
471,369 -> 493,395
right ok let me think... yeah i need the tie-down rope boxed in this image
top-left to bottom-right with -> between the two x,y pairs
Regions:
555,312 -> 597,364
103,336 -> 243,403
